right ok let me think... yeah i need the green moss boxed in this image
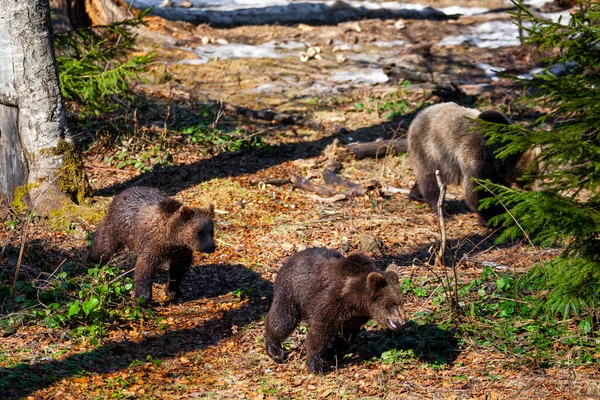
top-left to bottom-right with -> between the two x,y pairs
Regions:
11,183 -> 39,212
52,140 -> 93,204
47,197 -> 107,233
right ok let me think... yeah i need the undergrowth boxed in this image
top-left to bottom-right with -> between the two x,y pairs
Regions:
0,261 -> 145,342
397,266 -> 599,369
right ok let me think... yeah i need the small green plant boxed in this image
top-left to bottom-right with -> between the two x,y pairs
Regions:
180,124 -> 263,153
106,145 -> 173,172
379,348 -> 415,364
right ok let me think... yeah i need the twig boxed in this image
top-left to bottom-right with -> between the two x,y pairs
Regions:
435,170 -> 447,264
411,282 -> 443,318
12,216 -> 30,291
435,170 -> 460,315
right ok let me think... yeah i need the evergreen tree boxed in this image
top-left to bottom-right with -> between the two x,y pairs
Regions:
479,1 -> 600,323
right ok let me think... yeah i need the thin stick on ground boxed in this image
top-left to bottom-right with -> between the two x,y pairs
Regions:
12,215 -> 30,291
435,170 -> 459,315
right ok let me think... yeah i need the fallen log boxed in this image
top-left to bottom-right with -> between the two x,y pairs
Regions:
346,138 -> 408,160
323,138 -> 408,162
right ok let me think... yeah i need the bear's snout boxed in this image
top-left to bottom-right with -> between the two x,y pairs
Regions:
387,317 -> 406,330
202,243 -> 216,253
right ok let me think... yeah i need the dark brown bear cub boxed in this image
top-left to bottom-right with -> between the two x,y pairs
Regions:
264,247 -> 406,374
88,186 -> 216,302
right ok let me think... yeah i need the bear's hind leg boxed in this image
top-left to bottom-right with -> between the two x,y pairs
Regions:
165,250 -> 193,301
88,219 -> 121,264
264,294 -> 300,363
408,182 -> 424,202
419,171 -> 443,214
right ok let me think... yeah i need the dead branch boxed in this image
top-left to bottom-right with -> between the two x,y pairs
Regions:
248,177 -> 292,186
322,164 -> 370,197
290,174 -> 338,197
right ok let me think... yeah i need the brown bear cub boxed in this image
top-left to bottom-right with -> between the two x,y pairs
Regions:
88,186 -> 216,302
264,247 -> 406,374
407,102 -> 538,226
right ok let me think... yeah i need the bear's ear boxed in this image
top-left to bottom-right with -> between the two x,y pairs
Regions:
208,204 -> 215,217
367,272 -> 387,294
178,205 -> 195,221
384,264 -> 400,286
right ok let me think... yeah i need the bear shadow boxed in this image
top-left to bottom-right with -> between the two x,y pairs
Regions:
154,262 -> 273,302
340,321 -> 459,369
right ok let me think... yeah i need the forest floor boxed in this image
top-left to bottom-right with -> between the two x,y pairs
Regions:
1,1 -> 599,399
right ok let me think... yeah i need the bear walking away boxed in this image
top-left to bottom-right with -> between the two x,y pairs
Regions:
264,247 -> 406,374
407,102 -> 538,226
88,186 -> 216,302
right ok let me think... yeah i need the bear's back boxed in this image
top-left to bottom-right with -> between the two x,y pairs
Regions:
408,102 -> 490,184
104,187 -> 181,249
275,248 -> 375,314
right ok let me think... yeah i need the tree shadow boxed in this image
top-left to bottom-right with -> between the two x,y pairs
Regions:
141,2 -> 456,28
0,263 -> 272,400
90,93 -> 427,197
385,231 -> 504,268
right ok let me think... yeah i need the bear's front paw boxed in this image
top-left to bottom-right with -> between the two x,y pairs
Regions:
266,340 -> 286,363
306,355 -> 325,374
164,286 -> 181,301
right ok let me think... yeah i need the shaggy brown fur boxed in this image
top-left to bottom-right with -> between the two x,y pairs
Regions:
407,102 -> 537,226
88,186 -> 216,302
264,247 -> 406,374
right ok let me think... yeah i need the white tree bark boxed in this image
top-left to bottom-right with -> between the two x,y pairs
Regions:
0,0 -> 87,211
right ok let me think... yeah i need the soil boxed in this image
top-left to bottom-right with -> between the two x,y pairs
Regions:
1,2 -> 599,399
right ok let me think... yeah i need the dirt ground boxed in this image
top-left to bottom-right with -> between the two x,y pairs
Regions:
1,2 -> 599,399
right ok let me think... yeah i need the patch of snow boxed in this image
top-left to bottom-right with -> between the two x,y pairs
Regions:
437,20 -> 526,49
519,0 -> 553,8
345,1 -> 426,11
251,83 -> 285,93
476,63 -> 506,81
541,10 -> 572,24
274,41 -> 306,50
189,40 -> 306,62
372,40 -> 406,48
517,67 -> 544,80
518,61 -> 577,79
177,58 -> 208,65
330,69 -> 389,84
441,6 -> 488,16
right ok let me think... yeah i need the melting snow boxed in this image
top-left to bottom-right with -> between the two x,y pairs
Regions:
441,6 -> 488,16
330,69 -> 389,84
187,40 -> 306,62
476,63 -> 506,81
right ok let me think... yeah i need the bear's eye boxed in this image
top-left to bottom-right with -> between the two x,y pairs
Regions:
391,303 -> 398,310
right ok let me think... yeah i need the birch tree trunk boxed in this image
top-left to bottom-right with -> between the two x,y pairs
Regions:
0,0 -> 91,213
